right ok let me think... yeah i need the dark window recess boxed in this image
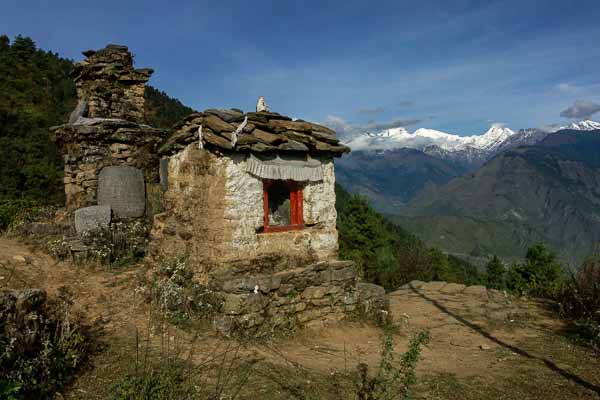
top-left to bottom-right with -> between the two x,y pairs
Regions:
267,181 -> 291,226
262,180 -> 304,233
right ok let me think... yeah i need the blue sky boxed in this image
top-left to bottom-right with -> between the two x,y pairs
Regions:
2,0 -> 600,135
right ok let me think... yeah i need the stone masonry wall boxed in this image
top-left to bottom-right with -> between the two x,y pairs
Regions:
211,260 -> 359,334
55,121 -> 163,211
149,145 -> 339,279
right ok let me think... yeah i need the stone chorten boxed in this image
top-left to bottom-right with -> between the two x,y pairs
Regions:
53,45 -> 164,215
72,44 -> 153,123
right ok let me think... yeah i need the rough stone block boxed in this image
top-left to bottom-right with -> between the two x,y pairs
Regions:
400,280 -> 425,290
357,282 -> 385,301
342,292 -> 358,305
221,293 -> 268,315
74,205 -> 111,234
281,302 -> 307,313
97,165 -> 145,218
311,298 -> 334,306
159,158 -> 169,191
221,277 -> 258,293
463,285 -> 488,297
357,282 -> 388,322
328,260 -> 356,270
420,281 -> 448,291
331,267 -> 356,282
302,285 -> 340,300
302,286 -> 328,299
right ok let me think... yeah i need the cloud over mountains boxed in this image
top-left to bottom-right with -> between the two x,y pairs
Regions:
322,116 -> 427,141
560,99 -> 600,120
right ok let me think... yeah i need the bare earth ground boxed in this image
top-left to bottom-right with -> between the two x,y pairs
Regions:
1,237 -> 598,399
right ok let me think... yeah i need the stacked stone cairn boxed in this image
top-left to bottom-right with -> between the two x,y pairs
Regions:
71,44 -> 152,122
158,108 -> 350,156
51,45 -> 164,257
52,45 -> 164,214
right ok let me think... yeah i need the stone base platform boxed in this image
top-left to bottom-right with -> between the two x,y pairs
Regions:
209,260 -> 386,335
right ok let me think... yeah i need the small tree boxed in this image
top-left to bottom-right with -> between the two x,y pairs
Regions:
485,255 -> 506,290
507,244 -> 564,297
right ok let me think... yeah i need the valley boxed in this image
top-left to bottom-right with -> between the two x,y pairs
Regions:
337,122 -> 600,264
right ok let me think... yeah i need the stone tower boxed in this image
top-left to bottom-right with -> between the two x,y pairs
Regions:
52,45 -> 163,214
71,44 -> 153,123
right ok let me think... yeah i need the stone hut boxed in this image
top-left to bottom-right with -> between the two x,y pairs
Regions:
151,108 -> 350,273
149,105 -> 374,331
52,45 -> 164,229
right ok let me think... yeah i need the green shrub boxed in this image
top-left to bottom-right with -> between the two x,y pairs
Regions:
0,288 -> 90,399
558,252 -> 600,349
485,255 -> 506,290
506,244 -> 564,297
0,200 -> 38,231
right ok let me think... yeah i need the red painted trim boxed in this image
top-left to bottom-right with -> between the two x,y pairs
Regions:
263,181 -> 270,229
262,179 -> 304,233
262,224 -> 305,233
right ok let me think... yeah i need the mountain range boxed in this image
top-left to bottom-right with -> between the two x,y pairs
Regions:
344,119 -> 600,169
335,120 -> 600,264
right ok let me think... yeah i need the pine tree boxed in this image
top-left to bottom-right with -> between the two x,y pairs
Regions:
485,255 -> 506,290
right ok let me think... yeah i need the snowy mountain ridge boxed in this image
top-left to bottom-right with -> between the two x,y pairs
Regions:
558,120 -> 600,131
344,120 -> 599,154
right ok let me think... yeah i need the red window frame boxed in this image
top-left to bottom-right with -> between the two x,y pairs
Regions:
262,179 -> 304,233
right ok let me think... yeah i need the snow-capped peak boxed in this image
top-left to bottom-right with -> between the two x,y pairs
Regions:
465,125 -> 515,151
559,120 -> 600,131
344,123 -> 516,153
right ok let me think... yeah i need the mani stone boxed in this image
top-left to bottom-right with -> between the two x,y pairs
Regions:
97,166 -> 146,219
74,205 -> 111,234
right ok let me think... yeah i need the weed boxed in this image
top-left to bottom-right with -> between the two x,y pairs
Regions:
356,328 -> 430,400
111,310 -> 255,400
152,256 -> 222,326
0,287 -> 91,399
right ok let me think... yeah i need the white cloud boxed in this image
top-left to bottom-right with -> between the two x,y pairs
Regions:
560,99 -> 600,120
555,83 -> 579,93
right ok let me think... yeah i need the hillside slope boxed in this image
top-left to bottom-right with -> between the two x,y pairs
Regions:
336,148 -> 467,213
2,237 -> 599,399
397,130 -> 600,265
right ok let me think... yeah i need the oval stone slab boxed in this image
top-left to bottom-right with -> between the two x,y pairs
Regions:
98,166 -> 145,219
74,205 -> 111,234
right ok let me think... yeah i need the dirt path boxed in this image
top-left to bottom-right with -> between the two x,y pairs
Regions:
1,238 -> 598,399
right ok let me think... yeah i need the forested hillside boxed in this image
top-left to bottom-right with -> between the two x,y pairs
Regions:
335,184 -> 482,289
397,130 -> 600,265
0,35 -> 194,204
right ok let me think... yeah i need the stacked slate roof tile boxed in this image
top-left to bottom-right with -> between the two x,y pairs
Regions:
158,108 -> 350,156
